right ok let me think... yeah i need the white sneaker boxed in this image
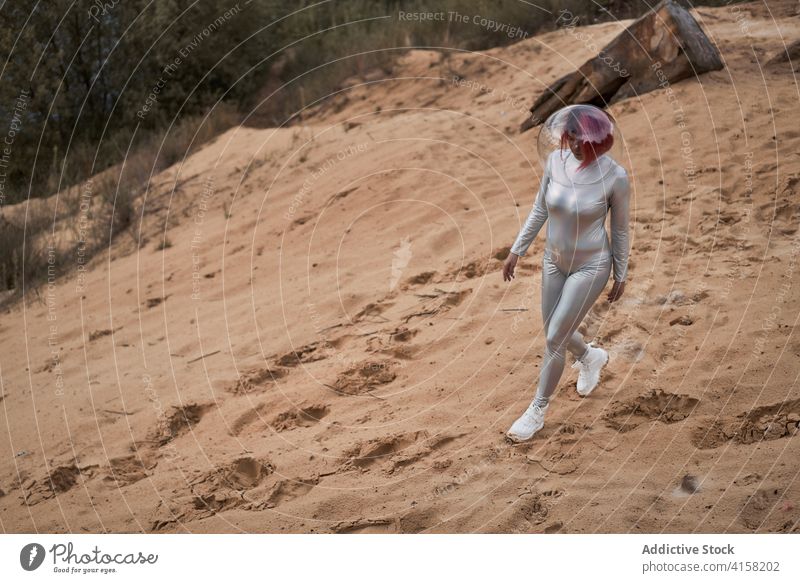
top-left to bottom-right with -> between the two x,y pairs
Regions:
572,343 -> 609,397
506,401 -> 548,442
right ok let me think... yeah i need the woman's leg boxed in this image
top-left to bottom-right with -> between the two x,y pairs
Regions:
533,257 -> 612,408
541,258 -> 591,362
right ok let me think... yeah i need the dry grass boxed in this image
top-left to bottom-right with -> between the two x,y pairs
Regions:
0,105 -> 239,302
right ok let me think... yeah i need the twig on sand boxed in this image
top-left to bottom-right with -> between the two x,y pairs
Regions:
322,382 -> 386,401
356,330 -> 381,337
187,350 -> 221,364
102,409 -> 136,416
360,316 -> 389,324
320,323 -> 345,333
501,308 -> 529,312
403,309 -> 438,322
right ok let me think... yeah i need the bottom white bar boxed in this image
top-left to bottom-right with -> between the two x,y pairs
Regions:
1,534 -> 797,582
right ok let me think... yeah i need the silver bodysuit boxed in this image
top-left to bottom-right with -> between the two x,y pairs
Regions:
510,150 -> 631,406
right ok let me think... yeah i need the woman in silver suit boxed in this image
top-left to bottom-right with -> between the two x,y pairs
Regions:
502,104 -> 631,442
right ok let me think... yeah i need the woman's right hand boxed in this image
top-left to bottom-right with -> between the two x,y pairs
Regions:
502,253 -> 519,282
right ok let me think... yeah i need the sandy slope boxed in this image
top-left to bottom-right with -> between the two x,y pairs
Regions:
2,1 -> 800,533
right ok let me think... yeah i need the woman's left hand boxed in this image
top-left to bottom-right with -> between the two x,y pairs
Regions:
607,280 -> 625,303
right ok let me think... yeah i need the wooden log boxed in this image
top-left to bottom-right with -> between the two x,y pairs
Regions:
767,39 -> 800,66
520,0 -> 723,132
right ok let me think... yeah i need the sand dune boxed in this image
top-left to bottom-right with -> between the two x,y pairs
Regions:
1,0 -> 799,533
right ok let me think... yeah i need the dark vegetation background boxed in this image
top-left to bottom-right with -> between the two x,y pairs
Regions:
0,0 -> 741,296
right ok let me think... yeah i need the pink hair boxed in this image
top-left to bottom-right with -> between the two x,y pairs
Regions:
559,109 -> 614,170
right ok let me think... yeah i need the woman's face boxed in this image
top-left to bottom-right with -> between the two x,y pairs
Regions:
566,132 -> 583,159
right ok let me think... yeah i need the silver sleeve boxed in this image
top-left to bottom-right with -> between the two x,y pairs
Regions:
609,169 -> 631,282
510,160 -> 550,257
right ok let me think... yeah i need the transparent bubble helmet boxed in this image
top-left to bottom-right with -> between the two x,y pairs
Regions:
536,104 -> 623,185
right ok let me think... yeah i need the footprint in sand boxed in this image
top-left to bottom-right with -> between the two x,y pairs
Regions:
690,398 -> 800,449
404,271 -> 437,287
103,454 -> 156,487
389,326 -> 418,343
223,457 -> 275,490
527,443 -> 582,475
227,367 -> 287,395
23,464 -> 94,506
389,432 -> 467,473
340,431 -> 465,474
342,431 -> 427,469
265,477 -> 318,507
512,489 -> 565,530
230,401 -> 330,436
333,504 -> 446,533
603,389 -> 699,433
274,341 -> 328,368
272,404 -> 330,432
397,505 -> 447,533
330,360 -> 397,395
150,456 -> 275,530
149,403 -> 215,446
229,403 -> 269,437
449,260 -> 490,281
332,518 -> 397,534
366,327 -> 420,360
740,486 -> 795,532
